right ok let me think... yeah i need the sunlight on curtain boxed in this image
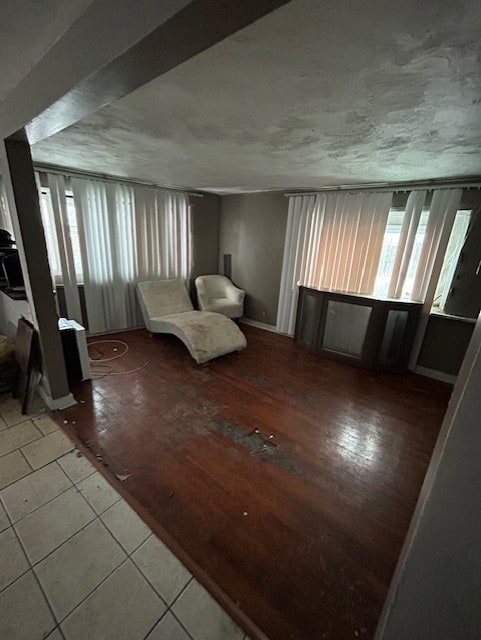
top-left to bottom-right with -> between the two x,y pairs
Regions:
277,191 -> 392,335
309,191 -> 392,293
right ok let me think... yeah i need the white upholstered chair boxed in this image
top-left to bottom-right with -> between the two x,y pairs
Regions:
195,275 -> 245,319
136,279 -> 246,363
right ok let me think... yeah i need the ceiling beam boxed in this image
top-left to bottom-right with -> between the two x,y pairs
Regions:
0,0 -> 291,143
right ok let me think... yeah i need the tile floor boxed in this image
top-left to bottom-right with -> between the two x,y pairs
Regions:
0,394 -> 251,640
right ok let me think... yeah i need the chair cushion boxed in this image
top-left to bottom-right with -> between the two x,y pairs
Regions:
149,310 -> 247,363
205,298 -> 243,318
137,279 -> 193,317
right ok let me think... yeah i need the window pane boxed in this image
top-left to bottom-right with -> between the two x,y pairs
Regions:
432,210 -> 471,311
66,195 -> 83,277
400,210 -> 429,300
39,190 -> 62,277
373,209 -> 404,298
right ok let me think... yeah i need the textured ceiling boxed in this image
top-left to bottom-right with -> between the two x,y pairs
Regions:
32,0 -> 481,193
0,0 -> 94,102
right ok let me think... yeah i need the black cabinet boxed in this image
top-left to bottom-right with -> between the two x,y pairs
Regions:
295,287 -> 422,371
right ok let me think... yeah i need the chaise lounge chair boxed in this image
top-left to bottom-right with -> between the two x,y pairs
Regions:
136,279 -> 247,364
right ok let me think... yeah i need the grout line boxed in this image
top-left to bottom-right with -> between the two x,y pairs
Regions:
56,555 -> 132,626
169,575 -> 194,609
55,452 -> 98,488
16,493 -> 96,568
168,607 -> 197,640
7,518 -> 59,636
140,605 -> 170,640
0,437 -> 44,462
0,548 -> 31,597
56,625 -> 68,640
128,541 -> 183,608
126,539 -> 169,608
19,447 -> 34,471
25,493 -> 127,569
3,464 -> 75,525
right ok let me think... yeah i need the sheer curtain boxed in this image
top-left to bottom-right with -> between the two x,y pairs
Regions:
71,177 -> 191,334
410,188 -> 462,303
45,174 -> 83,323
277,191 -> 393,335
408,188 -> 463,368
277,195 -> 319,335
37,172 -> 191,334
387,190 -> 427,299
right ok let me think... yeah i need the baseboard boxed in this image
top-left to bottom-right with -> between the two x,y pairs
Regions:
239,318 -> 279,334
415,366 -> 457,385
38,377 -> 77,410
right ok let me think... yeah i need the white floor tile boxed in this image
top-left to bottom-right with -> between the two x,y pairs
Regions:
45,630 -> 63,640
35,519 -> 126,620
61,560 -> 165,640
76,471 -> 121,514
15,487 -> 96,565
0,570 -> 56,640
172,579 -> 244,640
0,397 -> 34,427
146,612 -> 191,640
21,430 -> 74,470
132,534 -> 192,605
1,462 -> 72,523
100,499 -> 151,554
0,499 -> 10,532
32,414 -> 59,436
0,527 -> 29,591
0,449 -> 32,490
0,420 -> 42,457
58,450 -> 95,484
0,415 -> 7,431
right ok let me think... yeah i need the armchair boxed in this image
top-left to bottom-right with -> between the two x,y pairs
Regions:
195,275 -> 245,319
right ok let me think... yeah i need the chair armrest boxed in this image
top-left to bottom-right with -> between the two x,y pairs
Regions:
195,280 -> 209,308
227,285 -> 245,305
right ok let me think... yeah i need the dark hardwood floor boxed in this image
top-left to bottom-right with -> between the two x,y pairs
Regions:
57,325 -> 451,640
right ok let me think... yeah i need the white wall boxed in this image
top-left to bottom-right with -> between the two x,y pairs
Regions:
377,313 -> 481,638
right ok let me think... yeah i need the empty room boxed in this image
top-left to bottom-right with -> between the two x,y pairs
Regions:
1,1 -> 481,640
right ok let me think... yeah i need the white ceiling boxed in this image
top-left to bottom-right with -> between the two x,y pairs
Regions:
30,0 -> 481,193
0,0 -> 94,102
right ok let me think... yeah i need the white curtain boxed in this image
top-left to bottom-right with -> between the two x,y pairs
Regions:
277,195 -> 319,335
71,177 -> 191,334
46,174 -> 83,323
410,188 -> 463,303
309,191 -> 392,292
37,173 -> 191,334
277,191 -> 393,335
408,188 -> 463,369
387,190 -> 427,299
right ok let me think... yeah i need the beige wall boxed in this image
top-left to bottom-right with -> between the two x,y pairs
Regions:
189,193 -> 221,301
219,192 -> 288,325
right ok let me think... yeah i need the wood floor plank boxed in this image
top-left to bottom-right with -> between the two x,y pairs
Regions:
57,325 -> 450,640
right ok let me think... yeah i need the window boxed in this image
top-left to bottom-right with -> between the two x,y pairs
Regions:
432,210 -> 471,311
39,188 -> 83,281
373,207 -> 471,310
277,189 -> 468,336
